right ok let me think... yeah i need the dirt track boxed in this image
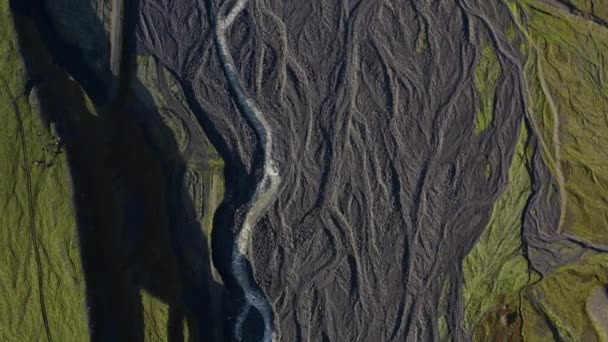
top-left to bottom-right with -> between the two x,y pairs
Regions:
0,74 -> 53,342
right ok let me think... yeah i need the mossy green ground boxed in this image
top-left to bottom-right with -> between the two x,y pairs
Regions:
570,0 -> 608,23
460,1 -> 608,340
473,39 -> 502,135
0,3 -> 87,340
515,0 -> 608,244
415,25 -> 428,53
437,278 -> 451,341
521,253 -> 608,341
462,122 -> 534,339
141,290 -> 193,341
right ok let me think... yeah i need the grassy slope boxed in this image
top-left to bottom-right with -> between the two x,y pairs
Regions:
0,3 -> 87,340
514,2 -> 608,339
521,253 -> 608,341
437,278 -> 451,341
473,39 -> 502,135
570,0 -> 608,24
141,290 -> 175,341
460,1 -> 608,340
517,0 -> 608,244
462,122 -> 535,340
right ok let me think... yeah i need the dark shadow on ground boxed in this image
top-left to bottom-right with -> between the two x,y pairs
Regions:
10,1 -> 223,341
175,2 -> 278,339
181,78 -> 274,342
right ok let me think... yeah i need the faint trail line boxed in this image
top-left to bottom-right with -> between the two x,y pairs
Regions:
215,0 -> 281,341
0,74 -> 54,342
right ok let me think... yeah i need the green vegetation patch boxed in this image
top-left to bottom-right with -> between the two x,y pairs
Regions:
506,24 -> 518,43
141,290 -> 192,342
415,23 -> 428,53
514,0 -> 608,243
437,278 -> 451,342
462,122 -> 534,338
521,253 -> 608,341
473,38 -> 502,135
570,0 -> 608,24
0,3 -> 88,340
134,54 -> 226,341
586,285 -> 608,342
142,290 -> 171,341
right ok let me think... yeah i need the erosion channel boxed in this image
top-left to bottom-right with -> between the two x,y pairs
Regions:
5,0 -> 608,341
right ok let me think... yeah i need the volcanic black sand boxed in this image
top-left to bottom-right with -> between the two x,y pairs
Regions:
9,0 -> 608,341
137,0 -> 523,340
